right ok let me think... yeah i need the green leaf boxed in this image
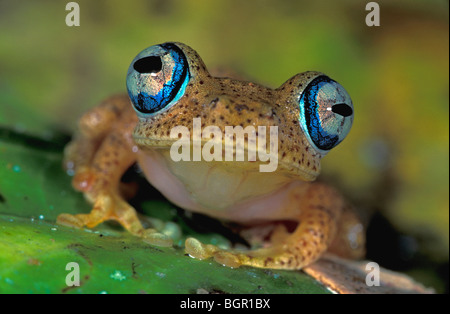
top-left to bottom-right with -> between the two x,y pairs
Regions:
0,138 -> 329,294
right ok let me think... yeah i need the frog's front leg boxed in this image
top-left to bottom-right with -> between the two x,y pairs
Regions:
57,95 -> 172,247
185,183 -> 349,269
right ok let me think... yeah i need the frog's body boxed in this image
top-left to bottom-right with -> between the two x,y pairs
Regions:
58,42 -> 365,269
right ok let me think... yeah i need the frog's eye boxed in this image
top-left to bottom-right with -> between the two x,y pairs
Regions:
126,43 -> 190,115
298,75 -> 354,154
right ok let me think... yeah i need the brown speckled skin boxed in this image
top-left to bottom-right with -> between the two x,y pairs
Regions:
134,43 -> 321,180
57,42 -> 365,269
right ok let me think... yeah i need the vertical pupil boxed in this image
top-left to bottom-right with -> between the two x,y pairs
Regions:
133,56 -> 162,73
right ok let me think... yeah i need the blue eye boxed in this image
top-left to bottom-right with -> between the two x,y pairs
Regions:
299,75 -> 354,153
126,43 -> 190,115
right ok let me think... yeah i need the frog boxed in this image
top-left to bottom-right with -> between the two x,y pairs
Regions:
57,42 -> 365,269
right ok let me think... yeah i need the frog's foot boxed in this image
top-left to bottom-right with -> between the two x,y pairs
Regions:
57,193 -> 173,247
57,95 -> 171,246
185,238 -> 247,268
185,221 -> 327,269
186,183 -> 346,270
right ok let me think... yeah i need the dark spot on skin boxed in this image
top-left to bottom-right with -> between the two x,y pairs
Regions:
208,98 -> 219,108
270,109 -> 276,118
234,104 -> 249,112
287,258 -> 293,266
264,257 -> 274,267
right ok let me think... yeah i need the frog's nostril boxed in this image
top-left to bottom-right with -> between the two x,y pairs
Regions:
331,103 -> 353,117
133,56 -> 162,74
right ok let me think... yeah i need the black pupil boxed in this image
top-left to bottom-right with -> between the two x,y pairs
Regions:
332,103 -> 353,117
133,56 -> 162,74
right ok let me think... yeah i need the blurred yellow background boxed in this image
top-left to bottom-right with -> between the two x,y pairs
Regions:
0,0 -> 448,290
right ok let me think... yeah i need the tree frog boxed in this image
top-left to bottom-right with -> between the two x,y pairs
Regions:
57,42 -> 365,269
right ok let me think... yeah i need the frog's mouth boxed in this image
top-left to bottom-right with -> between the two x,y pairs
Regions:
134,140 -> 318,216
133,136 -> 182,149
132,135 -> 320,181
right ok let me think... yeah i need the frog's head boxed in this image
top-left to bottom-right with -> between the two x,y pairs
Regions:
127,42 -> 353,182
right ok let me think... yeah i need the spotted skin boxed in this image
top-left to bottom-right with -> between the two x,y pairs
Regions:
57,42 -> 364,269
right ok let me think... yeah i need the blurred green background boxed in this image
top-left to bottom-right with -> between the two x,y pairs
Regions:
0,0 -> 448,292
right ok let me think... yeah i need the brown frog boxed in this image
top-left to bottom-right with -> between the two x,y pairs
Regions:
57,42 -> 364,269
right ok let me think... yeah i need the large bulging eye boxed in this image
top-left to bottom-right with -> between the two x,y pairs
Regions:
126,43 -> 190,115
299,75 -> 354,154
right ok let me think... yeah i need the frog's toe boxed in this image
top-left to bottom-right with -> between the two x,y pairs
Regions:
56,213 -> 85,229
141,229 -> 173,247
213,251 -> 244,268
185,237 -> 220,260
185,238 -> 246,268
